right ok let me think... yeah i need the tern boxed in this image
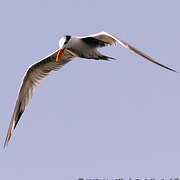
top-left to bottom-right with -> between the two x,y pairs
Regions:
4,31 -> 176,147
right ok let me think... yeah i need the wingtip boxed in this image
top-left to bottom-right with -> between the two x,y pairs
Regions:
173,69 -> 178,73
4,129 -> 12,149
3,140 -> 9,149
167,67 -> 178,73
4,135 -> 10,148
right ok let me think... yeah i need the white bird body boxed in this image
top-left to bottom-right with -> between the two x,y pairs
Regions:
65,36 -> 109,59
4,31 -> 176,147
68,37 -> 92,57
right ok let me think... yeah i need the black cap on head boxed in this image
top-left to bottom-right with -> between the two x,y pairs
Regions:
64,35 -> 71,45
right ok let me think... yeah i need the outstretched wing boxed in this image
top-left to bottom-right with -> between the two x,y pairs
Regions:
4,49 -> 74,147
80,32 -> 116,48
85,31 -> 176,72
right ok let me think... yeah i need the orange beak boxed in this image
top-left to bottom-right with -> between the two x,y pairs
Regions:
56,48 -> 64,62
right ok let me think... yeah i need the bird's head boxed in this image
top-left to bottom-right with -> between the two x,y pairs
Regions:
56,35 -> 71,62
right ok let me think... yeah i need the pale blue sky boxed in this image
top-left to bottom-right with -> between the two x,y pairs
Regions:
0,0 -> 180,179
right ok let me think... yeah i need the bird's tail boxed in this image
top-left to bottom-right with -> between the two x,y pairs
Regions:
99,55 -> 116,61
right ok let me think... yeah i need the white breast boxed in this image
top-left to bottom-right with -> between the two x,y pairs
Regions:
67,36 -> 99,59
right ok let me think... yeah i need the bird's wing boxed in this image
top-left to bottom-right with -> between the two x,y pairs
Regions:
4,49 -> 74,147
80,32 -> 116,48
83,32 -> 176,72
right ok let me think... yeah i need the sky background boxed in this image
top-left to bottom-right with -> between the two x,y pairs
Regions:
0,0 -> 180,179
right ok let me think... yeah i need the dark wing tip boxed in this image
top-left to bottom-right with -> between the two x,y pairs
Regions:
169,67 -> 178,73
126,43 -> 177,73
105,33 -> 177,73
4,133 -> 11,148
167,67 -> 177,73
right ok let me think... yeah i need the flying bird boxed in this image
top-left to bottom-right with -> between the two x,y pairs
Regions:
4,31 -> 176,147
